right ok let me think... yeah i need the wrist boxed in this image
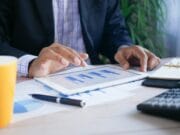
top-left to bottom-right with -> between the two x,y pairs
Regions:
28,58 -> 36,78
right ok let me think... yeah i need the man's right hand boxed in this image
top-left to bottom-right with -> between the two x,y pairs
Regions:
28,43 -> 89,78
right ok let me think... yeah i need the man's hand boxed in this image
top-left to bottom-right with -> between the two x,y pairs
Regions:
115,45 -> 160,72
29,43 -> 89,77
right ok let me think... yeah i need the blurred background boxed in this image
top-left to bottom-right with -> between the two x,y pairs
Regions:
119,0 -> 180,58
164,0 -> 180,57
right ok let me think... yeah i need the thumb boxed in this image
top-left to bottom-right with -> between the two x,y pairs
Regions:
115,53 -> 130,69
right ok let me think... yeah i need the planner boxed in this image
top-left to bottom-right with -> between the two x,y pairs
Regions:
149,58 -> 180,80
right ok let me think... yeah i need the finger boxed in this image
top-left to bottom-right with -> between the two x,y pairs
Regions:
144,50 -> 161,70
79,53 -> 89,66
132,47 -> 148,72
48,61 -> 69,74
147,55 -> 161,70
139,56 -> 148,72
115,52 -> 130,70
79,53 -> 89,60
50,44 -> 87,67
65,48 -> 88,67
51,46 -> 81,66
43,49 -> 69,66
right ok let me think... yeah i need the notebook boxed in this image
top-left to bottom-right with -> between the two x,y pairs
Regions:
148,58 -> 180,80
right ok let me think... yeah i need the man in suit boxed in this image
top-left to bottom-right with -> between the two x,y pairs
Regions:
0,0 -> 160,77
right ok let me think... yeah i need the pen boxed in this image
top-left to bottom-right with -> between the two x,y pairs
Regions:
30,94 -> 86,107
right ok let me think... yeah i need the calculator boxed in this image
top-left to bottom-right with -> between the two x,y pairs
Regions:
137,88 -> 180,120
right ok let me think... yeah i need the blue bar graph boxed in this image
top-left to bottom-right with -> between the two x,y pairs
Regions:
78,74 -> 93,79
62,67 -> 124,85
100,69 -> 120,75
65,76 -> 84,83
88,72 -> 106,78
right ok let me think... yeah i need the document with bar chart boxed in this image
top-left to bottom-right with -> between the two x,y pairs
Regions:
35,65 -> 147,95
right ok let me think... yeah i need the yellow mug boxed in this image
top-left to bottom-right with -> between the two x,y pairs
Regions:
0,56 -> 17,128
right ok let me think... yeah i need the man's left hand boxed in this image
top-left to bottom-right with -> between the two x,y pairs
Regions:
114,45 -> 161,72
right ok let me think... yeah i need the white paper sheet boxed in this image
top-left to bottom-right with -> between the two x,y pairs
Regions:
13,79 -> 143,123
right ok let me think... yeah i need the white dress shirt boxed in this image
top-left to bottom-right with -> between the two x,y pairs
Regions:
18,0 -> 87,76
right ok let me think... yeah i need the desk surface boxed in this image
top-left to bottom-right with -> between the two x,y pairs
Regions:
1,59 -> 180,135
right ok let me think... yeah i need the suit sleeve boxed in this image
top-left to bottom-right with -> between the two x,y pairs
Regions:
0,0 -> 27,58
100,0 -> 133,63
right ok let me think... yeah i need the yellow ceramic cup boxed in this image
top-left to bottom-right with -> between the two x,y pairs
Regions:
0,56 -> 17,128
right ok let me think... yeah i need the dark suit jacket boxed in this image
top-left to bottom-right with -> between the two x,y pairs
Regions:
0,0 -> 132,64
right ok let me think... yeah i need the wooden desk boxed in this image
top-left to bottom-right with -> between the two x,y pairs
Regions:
0,59 -> 180,135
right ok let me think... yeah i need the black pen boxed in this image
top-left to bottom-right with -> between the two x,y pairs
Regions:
30,94 -> 86,107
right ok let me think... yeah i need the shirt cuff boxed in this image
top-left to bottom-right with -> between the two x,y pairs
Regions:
118,45 -> 130,51
18,55 -> 37,77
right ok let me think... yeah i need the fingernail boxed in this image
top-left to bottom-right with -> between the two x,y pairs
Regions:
61,58 -> 68,65
84,54 -> 89,59
74,57 -> 81,65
